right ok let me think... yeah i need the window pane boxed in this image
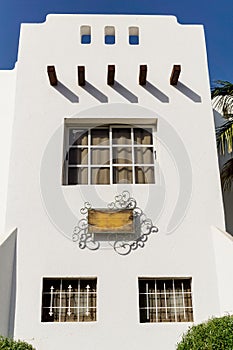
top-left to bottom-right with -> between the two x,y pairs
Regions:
184,293 -> 193,308
157,294 -> 165,308
134,128 -> 152,145
167,308 -> 176,322
135,166 -> 155,184
91,148 -> 110,165
165,280 -> 173,292
68,167 -> 88,185
139,308 -> 148,323
157,308 -> 167,322
174,280 -> 182,292
91,129 -> 109,146
91,167 -> 110,184
186,309 -> 194,322
134,147 -> 154,164
80,279 -> 97,292
166,293 -> 175,308
175,292 -> 184,307
176,308 -> 186,322
139,279 -> 156,294
113,147 -> 132,164
183,280 -> 192,292
156,280 -> 165,293
69,148 -> 88,165
112,128 -> 131,145
113,166 -> 133,184
69,129 -> 88,146
149,309 -> 157,322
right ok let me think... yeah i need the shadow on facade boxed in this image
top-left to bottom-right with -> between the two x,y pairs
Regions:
54,81 -> 79,103
143,81 -> 169,103
175,82 -> 202,102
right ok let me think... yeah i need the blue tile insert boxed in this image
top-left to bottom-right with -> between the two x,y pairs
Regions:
129,35 -> 139,45
81,35 -> 91,44
105,35 -> 115,45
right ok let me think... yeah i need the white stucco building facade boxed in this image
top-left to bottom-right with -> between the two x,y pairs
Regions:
0,14 -> 233,350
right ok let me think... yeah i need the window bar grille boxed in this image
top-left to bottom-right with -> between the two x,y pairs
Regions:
49,285 -> 54,316
67,284 -> 72,316
173,279 -> 177,322
86,284 -> 90,316
109,127 -> 113,185
164,282 -> 168,320
181,281 -> 186,320
155,279 -> 158,322
88,129 -> 91,185
59,279 -> 62,322
131,127 -> 135,183
146,282 -> 150,321
77,279 -> 80,322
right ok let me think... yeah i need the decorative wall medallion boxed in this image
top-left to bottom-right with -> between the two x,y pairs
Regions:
72,191 -> 158,255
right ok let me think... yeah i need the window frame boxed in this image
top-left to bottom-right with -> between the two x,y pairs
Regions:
63,124 -> 157,185
138,278 -> 194,323
41,277 -> 97,323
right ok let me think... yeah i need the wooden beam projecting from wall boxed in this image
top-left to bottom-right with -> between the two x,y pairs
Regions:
107,65 -> 115,85
47,66 -> 58,86
139,65 -> 147,86
78,66 -> 85,86
170,65 -> 181,85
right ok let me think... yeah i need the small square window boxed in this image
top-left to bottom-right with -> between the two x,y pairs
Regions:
80,25 -> 91,44
105,26 -> 115,45
129,27 -> 139,45
138,278 -> 193,323
41,278 -> 97,322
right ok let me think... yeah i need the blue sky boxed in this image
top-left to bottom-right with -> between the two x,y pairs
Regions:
0,0 -> 232,84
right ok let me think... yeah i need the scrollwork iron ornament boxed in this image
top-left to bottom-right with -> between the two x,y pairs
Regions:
72,191 -> 158,255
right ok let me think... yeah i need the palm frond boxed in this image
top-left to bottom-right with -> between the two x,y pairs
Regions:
216,120 -> 233,154
211,80 -> 233,118
221,158 -> 233,191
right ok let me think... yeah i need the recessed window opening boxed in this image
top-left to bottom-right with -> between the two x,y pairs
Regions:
64,125 -> 156,185
105,26 -> 115,45
80,25 -> 91,44
129,27 -> 139,45
41,278 -> 97,322
138,278 -> 193,323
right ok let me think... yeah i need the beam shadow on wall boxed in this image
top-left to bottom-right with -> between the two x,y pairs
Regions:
54,81 -> 79,103
142,81 -> 169,103
82,81 -> 108,103
175,82 -> 202,103
110,81 -> 138,103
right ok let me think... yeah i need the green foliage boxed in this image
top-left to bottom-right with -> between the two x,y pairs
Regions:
211,80 -> 233,118
0,336 -> 35,350
177,315 -> 233,350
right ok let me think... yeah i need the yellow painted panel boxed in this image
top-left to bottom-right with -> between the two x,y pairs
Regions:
88,209 -> 134,233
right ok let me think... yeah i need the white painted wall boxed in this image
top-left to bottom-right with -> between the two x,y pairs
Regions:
212,227 -> 233,314
0,69 -> 16,234
2,15 -> 230,350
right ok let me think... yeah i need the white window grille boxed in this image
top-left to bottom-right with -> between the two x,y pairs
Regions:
63,125 -> 156,185
138,278 -> 193,323
41,278 -> 97,322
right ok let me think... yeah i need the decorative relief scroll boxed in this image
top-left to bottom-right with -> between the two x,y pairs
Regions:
72,191 -> 158,255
